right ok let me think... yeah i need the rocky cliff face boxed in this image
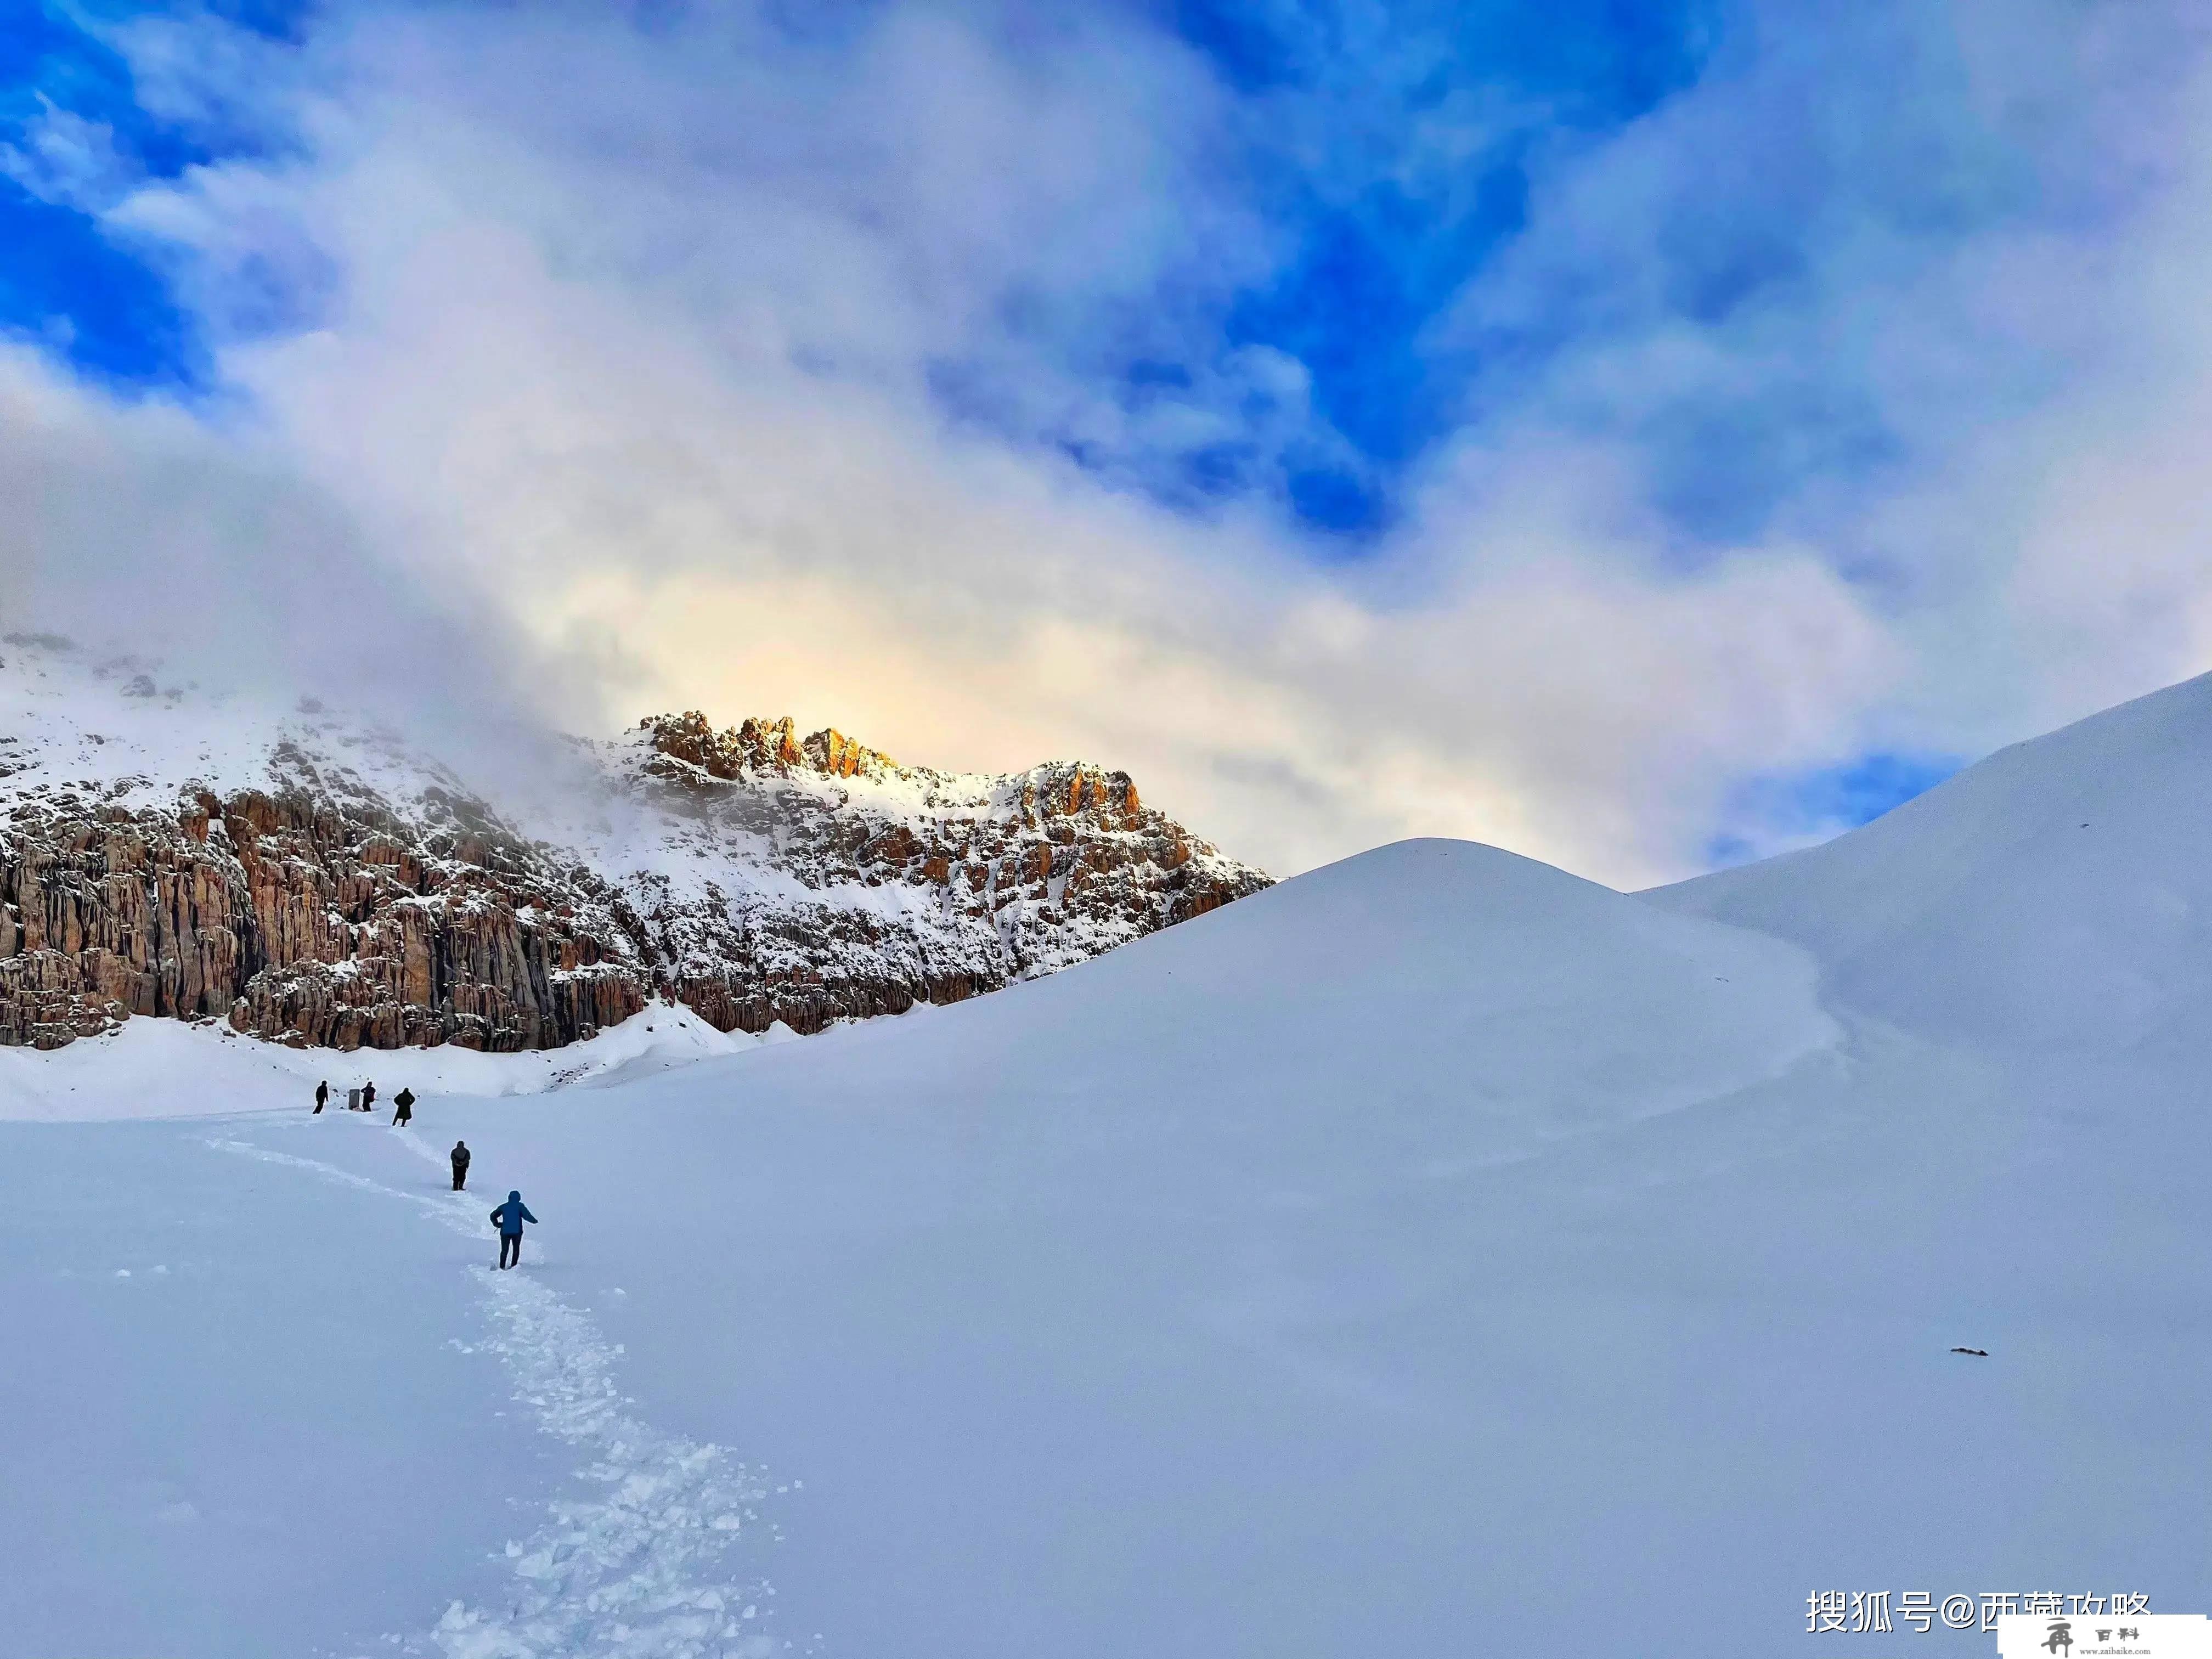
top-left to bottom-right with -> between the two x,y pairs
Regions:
578,711 -> 1268,1036
0,641 -> 1269,1051
0,699 -> 651,1052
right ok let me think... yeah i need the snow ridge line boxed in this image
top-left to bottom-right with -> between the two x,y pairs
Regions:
206,1135 -> 796,1659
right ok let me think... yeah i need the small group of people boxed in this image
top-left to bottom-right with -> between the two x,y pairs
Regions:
311,1078 -> 416,1124
308,1079 -> 538,1266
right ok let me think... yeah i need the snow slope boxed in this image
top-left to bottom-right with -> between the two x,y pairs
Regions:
6,689 -> 2212,1656
1650,672 -> 2212,1049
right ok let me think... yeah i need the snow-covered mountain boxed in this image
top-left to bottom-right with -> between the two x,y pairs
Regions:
557,709 -> 1270,1033
0,635 -> 1268,1051
7,668 -> 2208,1658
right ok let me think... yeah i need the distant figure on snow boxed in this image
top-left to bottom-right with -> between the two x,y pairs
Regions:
450,1141 -> 470,1191
360,1080 -> 377,1114
490,1190 -> 537,1269
391,1087 -> 415,1126
313,1080 -> 328,1115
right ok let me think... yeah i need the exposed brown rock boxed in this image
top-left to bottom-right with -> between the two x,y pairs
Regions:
0,777 -> 644,1053
0,699 -> 1269,1051
616,718 -> 1269,1037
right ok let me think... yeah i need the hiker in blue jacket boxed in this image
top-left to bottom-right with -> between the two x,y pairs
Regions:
490,1190 -> 537,1269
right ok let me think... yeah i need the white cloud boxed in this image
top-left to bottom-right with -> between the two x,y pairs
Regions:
9,0 -> 2212,885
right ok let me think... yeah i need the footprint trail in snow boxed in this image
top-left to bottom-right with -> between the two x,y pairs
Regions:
211,1130 -> 800,1659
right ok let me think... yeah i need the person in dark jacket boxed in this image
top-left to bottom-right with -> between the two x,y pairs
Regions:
360,1080 -> 377,1114
490,1190 -> 537,1269
391,1087 -> 415,1126
313,1080 -> 328,1115
450,1141 -> 471,1191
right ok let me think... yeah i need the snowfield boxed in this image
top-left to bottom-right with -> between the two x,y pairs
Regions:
6,678 -> 2212,1656
0,1001 -> 785,1122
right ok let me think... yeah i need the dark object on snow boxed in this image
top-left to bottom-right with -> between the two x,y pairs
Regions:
450,1141 -> 471,1190
360,1080 -> 376,1113
346,1087 -> 362,1111
1950,1347 -> 1990,1357
392,1087 -> 415,1125
313,1080 -> 328,1115
491,1190 -> 538,1269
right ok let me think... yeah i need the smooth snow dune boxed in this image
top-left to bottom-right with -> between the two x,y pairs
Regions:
1650,672 -> 2212,1048
826,835 -> 1843,1160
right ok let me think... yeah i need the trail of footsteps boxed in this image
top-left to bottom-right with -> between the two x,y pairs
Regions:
209,1133 -> 799,1659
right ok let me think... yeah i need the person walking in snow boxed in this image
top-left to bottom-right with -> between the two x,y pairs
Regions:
391,1087 -> 415,1127
490,1190 -> 537,1269
360,1079 -> 376,1114
313,1080 -> 328,1115
450,1140 -> 471,1191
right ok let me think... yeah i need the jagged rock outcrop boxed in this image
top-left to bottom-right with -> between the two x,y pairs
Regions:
598,712 -> 1268,1035
0,642 -> 1271,1051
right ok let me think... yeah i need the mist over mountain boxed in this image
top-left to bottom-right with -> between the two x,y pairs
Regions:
0,634 -> 1267,1052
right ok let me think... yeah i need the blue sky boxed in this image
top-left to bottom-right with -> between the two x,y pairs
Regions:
2,3 -> 196,384
1707,751 -> 1963,868
1,2 -> 308,382
6,0 -> 1822,529
1142,0 -> 1719,535
5,0 -> 2206,878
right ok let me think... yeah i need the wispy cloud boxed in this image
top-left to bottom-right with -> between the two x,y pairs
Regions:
1,94 -> 136,212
